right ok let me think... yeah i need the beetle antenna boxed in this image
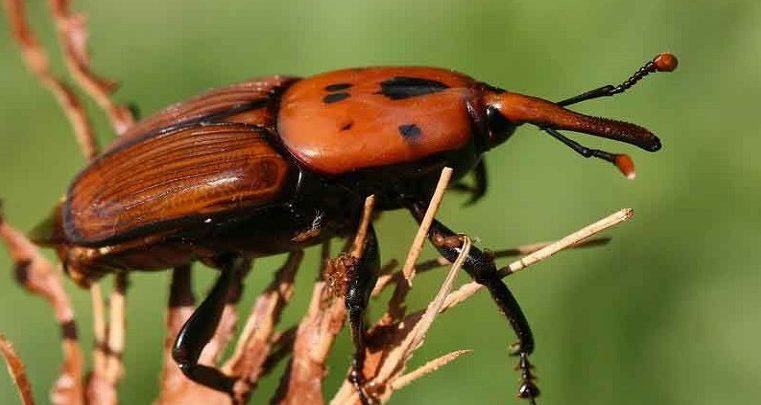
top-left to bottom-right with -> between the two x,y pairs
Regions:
543,127 -> 636,179
557,52 -> 678,107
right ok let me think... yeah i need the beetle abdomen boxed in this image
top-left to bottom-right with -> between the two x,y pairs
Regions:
64,123 -> 292,245
277,67 -> 479,175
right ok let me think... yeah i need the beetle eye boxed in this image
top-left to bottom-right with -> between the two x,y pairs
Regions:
485,106 -> 516,149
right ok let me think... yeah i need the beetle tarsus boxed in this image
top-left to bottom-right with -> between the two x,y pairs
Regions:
408,201 -> 539,403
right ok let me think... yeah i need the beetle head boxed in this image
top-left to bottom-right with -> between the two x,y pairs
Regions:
479,52 -> 677,179
482,89 -> 659,179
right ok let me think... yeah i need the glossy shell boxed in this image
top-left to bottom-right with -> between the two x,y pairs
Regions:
112,75 -> 298,149
277,67 -> 479,175
64,123 -> 291,245
62,76 -> 299,246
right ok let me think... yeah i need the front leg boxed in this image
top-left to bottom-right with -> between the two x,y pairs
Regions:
171,255 -> 245,394
333,223 -> 380,405
408,201 -> 540,403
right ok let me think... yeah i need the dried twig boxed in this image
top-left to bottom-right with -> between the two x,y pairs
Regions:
48,0 -> 135,134
400,167 -> 453,284
0,333 -> 35,405
390,349 -> 472,391
0,212 -> 84,405
223,251 -> 303,402
105,275 -> 127,380
440,208 -> 634,312
414,237 -> 610,273
3,0 -> 98,160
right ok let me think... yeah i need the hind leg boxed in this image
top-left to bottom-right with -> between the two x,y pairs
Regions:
171,255 -> 246,394
408,201 -> 539,403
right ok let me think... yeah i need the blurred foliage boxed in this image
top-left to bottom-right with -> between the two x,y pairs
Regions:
1,0 -> 759,403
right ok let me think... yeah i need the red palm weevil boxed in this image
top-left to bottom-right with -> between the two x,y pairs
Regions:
30,52 -> 678,404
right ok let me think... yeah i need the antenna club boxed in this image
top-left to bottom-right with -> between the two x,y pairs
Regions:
614,154 -> 637,180
654,52 -> 678,72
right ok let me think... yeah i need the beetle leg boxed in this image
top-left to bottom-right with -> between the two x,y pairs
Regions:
408,201 -> 540,403
342,224 -> 380,405
451,159 -> 488,205
171,255 -> 245,394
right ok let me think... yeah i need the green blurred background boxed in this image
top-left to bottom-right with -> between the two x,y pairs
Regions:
1,0 -> 759,403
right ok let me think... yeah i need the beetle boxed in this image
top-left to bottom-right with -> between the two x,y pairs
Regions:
28,52 -> 677,403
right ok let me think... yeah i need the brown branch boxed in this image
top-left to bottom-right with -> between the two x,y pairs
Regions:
104,274 -> 127,383
223,251 -> 303,402
85,273 -> 128,405
3,0 -> 98,160
89,284 -> 106,374
48,0 -> 135,134
0,212 -> 84,405
0,333 -> 35,405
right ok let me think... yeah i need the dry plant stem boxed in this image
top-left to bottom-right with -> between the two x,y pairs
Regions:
440,208 -> 634,312
400,167 -> 453,284
0,334 -> 35,405
90,284 -> 107,373
3,0 -> 98,160
276,196 -> 376,404
332,237 -> 472,404
501,208 -> 633,276
0,216 -> 85,405
413,237 -> 611,274
48,0 -> 135,134
223,251 -> 303,402
105,274 -> 127,381
385,168 -> 453,323
389,349 -> 471,391
86,274 -> 128,405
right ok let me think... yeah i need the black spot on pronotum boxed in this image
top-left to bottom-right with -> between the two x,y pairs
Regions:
13,259 -> 32,286
323,92 -> 350,104
325,83 -> 352,92
377,77 -> 449,100
61,320 -> 78,340
398,124 -> 422,139
341,121 -> 354,131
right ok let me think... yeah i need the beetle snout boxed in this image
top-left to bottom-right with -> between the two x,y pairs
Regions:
485,91 -> 661,152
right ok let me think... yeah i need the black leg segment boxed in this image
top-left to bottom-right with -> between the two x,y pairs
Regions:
408,201 -> 539,402
172,255 -> 246,394
451,159 -> 488,205
343,224 -> 380,405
